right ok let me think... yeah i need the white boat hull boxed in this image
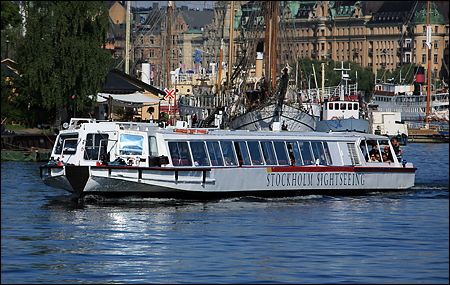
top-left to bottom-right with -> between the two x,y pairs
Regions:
41,164 -> 416,198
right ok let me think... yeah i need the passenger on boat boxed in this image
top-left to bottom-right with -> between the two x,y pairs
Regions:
369,154 -> 377,162
374,152 -> 381,162
382,153 -> 392,163
369,145 -> 378,157
383,146 -> 394,161
391,138 -> 404,162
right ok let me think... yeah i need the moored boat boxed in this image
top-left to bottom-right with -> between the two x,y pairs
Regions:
39,118 -> 416,199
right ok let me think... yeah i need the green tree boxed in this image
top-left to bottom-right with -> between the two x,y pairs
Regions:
1,1 -> 21,30
14,1 -> 111,125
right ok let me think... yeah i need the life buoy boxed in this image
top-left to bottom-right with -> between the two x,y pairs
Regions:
331,116 -> 339,120
187,129 -> 209,134
349,116 -> 356,119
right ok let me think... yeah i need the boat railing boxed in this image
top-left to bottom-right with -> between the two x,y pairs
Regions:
114,122 -> 159,132
180,94 -> 218,109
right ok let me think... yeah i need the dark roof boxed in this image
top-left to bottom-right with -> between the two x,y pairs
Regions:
176,9 -> 214,31
102,71 -> 143,93
1,63 -> 18,78
110,69 -> 165,96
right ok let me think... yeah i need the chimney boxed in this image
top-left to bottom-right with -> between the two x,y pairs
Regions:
413,66 -> 424,95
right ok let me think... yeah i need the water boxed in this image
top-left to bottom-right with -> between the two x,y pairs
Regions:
2,143 -> 449,283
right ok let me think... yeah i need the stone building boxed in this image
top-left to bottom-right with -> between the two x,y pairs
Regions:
107,1 -> 449,89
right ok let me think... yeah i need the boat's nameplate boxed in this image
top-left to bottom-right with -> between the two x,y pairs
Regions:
266,169 -> 365,188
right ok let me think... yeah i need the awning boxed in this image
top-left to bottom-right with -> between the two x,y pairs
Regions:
92,93 -> 160,107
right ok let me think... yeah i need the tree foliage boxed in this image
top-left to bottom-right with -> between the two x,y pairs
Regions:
14,1 -> 111,122
1,1 -> 21,30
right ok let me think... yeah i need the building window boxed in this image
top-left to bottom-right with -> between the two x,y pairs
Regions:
422,54 -> 426,63
435,26 -> 438,33
423,26 -> 426,33
140,37 -> 143,45
434,41 -> 438,49
150,37 -> 154,45
140,50 -> 144,59
434,54 -> 438,64
149,50 -> 154,58
422,40 -> 426,49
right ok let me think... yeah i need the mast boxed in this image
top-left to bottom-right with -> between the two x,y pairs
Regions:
167,1 -> 173,90
425,1 -> 431,123
125,1 -> 130,74
227,1 -> 235,89
218,39 -> 223,101
271,2 -> 277,89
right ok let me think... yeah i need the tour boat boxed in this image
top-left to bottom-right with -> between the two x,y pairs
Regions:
39,118 -> 416,199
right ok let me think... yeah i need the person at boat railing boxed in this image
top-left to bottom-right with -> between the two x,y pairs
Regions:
391,138 -> 404,162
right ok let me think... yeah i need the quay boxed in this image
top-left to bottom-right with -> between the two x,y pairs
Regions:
408,128 -> 449,143
1,128 -> 56,162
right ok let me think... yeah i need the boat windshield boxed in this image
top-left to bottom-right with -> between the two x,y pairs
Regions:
54,134 -> 78,155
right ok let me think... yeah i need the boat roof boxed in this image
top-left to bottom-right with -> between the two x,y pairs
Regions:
61,118 -> 390,141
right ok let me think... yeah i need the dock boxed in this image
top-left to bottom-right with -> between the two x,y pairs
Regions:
408,128 -> 449,143
1,130 -> 56,162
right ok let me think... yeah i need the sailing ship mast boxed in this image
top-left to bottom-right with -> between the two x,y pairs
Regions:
125,1 -> 131,74
227,1 -> 235,90
425,1 -> 431,123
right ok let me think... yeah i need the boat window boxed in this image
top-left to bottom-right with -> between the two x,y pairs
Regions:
323,142 -> 333,164
341,103 -> 347,110
286,141 -> 302,165
298,141 -> 314,165
119,134 -> 143,155
190,141 -> 210,166
260,141 -> 277,165
234,141 -> 251,166
206,141 -> 223,166
84,133 -> 109,160
311,141 -> 327,165
168,142 -> 192,166
54,134 -> 78,155
335,103 -> 339,110
329,103 -> 334,110
348,103 -> 353,110
353,103 -> 358,110
273,141 -> 289,165
149,136 -> 158,156
247,141 -> 264,165
220,141 -> 237,166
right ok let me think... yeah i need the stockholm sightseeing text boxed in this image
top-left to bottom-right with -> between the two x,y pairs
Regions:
266,172 -> 365,187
